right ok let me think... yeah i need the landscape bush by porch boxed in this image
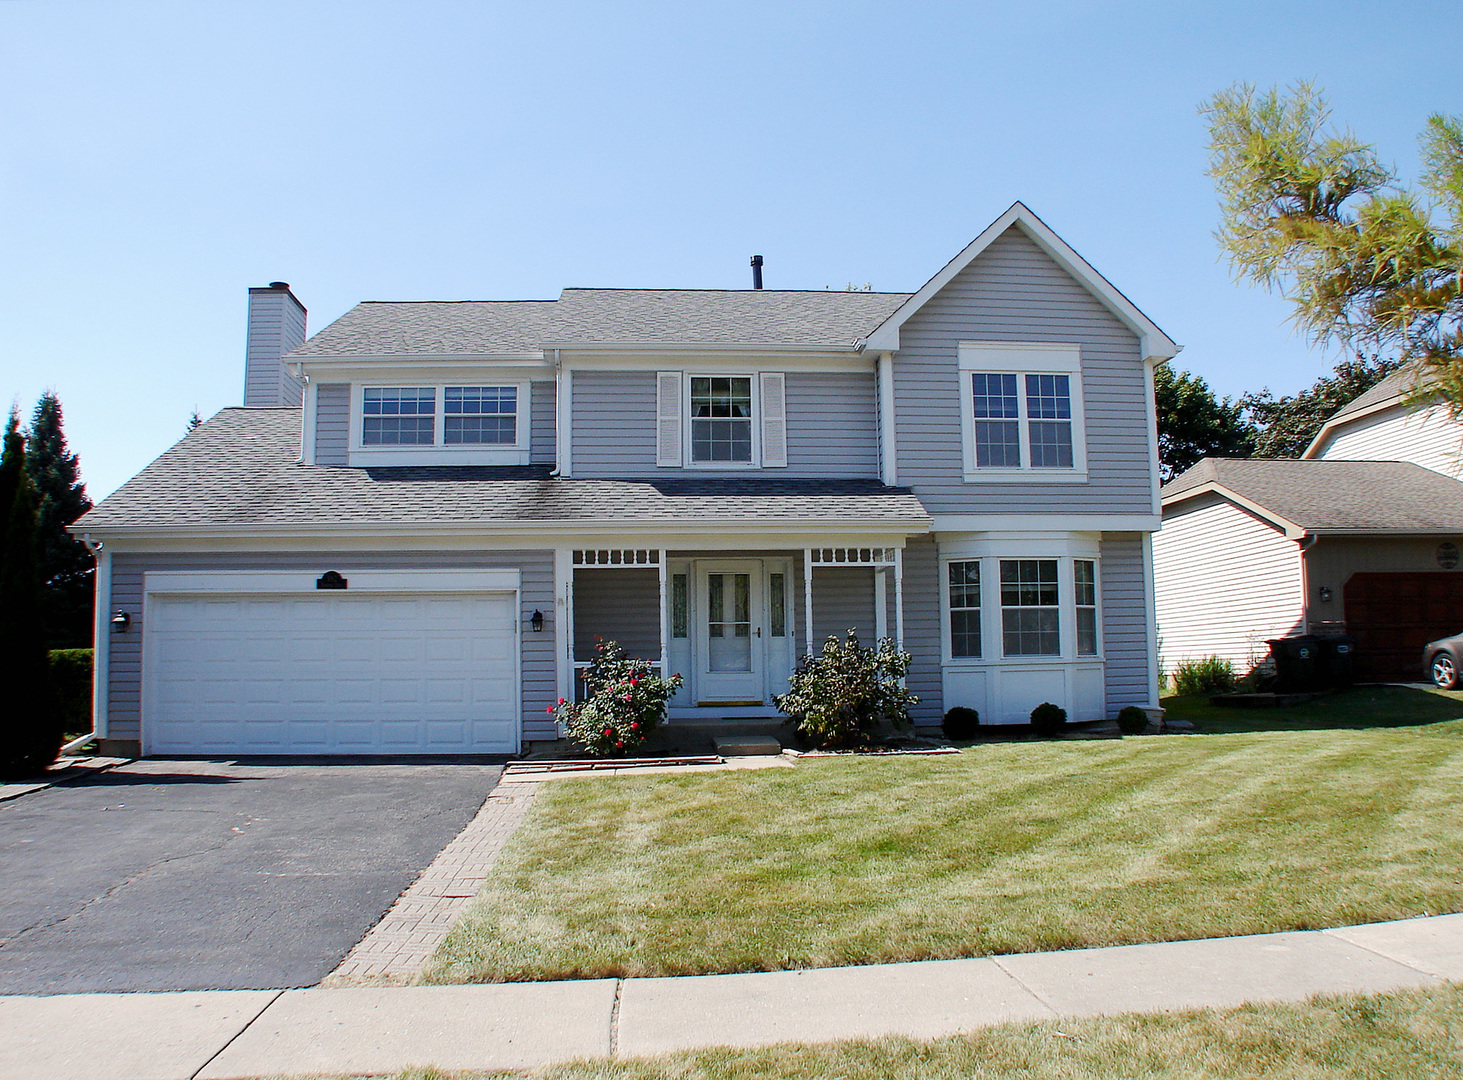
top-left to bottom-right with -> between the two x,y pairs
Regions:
774,631 -> 917,749
553,640 -> 682,757
1116,704 -> 1150,735
1173,655 -> 1237,696
941,706 -> 980,740
1029,702 -> 1067,734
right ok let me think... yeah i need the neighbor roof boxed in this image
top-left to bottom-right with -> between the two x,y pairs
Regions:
75,409 -> 932,535
288,288 -> 911,358
1323,365 -> 1421,425
1162,457 -> 1463,535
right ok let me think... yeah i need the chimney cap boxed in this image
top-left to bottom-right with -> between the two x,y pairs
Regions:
268,281 -> 290,290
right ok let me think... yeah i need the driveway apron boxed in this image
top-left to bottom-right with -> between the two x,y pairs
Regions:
0,758 -> 502,994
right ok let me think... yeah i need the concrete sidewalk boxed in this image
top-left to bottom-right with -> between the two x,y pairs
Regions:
4,913 -> 1460,1080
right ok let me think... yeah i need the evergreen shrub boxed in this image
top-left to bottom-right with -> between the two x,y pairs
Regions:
1029,701 -> 1067,735
553,640 -> 682,757
1116,704 -> 1150,735
1173,656 -> 1236,696
942,706 -> 980,740
774,631 -> 918,750
48,648 -> 93,737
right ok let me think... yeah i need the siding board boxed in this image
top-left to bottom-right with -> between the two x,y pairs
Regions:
1099,533 -> 1152,710
530,380 -> 556,465
1317,403 -> 1463,479
314,384 -> 350,465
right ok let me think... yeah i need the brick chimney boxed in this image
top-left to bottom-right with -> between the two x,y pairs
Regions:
243,281 -> 307,407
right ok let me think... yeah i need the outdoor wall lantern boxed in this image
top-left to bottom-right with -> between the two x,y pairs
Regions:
1319,587 -> 1333,602
530,609 -> 545,632
111,610 -> 131,632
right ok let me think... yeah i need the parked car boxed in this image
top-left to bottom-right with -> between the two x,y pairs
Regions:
1424,632 -> 1463,690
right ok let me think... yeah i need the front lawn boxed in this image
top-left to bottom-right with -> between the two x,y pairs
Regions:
426,691 -> 1463,984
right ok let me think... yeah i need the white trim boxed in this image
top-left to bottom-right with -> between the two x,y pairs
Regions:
300,378 -> 318,465
348,381 -> 531,467
893,547 -> 904,650
1160,482 -> 1307,539
1142,531 -> 1161,707
1144,358 -> 1163,514
877,351 -> 897,485
658,549 -> 670,677
956,344 -> 1088,482
297,354 -> 551,374
143,569 -> 522,594
933,514 -> 1158,533
554,352 -> 571,477
874,565 -> 888,641
554,546 -> 573,719
938,533 -> 1101,559
550,344 -> 864,360
90,545 -> 111,739
863,202 -> 1179,361
803,548 -> 814,657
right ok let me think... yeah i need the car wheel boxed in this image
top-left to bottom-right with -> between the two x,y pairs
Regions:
1433,652 -> 1460,690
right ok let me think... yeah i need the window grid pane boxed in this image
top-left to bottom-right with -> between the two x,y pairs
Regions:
1028,420 -> 1073,468
1075,560 -> 1098,655
1000,559 -> 1060,656
769,573 -> 786,637
444,385 -> 516,445
363,387 -> 435,446
948,560 -> 981,658
672,574 -> 688,638
691,377 -> 753,462
1024,374 -> 1071,419
971,373 -> 1019,418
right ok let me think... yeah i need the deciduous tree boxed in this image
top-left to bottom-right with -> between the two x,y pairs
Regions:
1240,354 -> 1403,458
1154,364 -> 1255,482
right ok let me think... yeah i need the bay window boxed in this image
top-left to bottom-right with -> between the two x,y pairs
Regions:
943,552 -> 1102,662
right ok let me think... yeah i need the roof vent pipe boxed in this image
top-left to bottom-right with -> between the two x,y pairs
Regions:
750,255 -> 763,290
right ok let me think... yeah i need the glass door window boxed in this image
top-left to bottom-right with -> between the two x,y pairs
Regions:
707,573 -> 752,671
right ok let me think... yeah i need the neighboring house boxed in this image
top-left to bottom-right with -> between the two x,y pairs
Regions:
75,203 -> 1175,757
1155,367 -> 1463,682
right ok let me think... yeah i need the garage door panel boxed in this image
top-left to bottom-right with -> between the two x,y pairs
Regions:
1344,572 -> 1463,680
145,590 -> 519,755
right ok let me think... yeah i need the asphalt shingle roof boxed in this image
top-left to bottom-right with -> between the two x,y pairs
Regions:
1162,457 -> 1463,533
77,409 -> 931,533
288,289 -> 911,357
1325,364 -> 1423,424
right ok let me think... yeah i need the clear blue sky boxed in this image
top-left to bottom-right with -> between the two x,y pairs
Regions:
2,0 -> 1459,499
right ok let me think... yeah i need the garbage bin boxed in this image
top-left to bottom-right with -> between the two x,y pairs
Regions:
1267,635 -> 1322,693
1316,635 -> 1355,689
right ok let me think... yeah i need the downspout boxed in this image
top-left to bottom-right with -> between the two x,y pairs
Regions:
1297,532 -> 1319,634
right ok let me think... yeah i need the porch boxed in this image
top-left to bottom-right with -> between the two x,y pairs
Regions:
561,547 -> 905,719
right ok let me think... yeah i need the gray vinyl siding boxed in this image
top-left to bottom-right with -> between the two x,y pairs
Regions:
572,370 -> 880,478
315,383 -> 350,465
1099,533 -> 1152,710
244,289 -> 306,408
902,535 -> 943,727
530,380 -> 556,465
573,568 -> 661,661
893,227 -> 1153,515
104,549 -> 558,745
811,568 -> 876,646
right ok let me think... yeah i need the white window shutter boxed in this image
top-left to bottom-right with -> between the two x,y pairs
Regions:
656,371 -> 683,467
759,371 -> 788,468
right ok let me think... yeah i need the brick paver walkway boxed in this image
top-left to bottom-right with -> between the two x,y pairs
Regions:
323,782 -> 540,986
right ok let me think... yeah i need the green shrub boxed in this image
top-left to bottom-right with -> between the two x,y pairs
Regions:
1029,701 -> 1067,735
552,640 -> 682,758
942,706 -> 980,740
1172,655 -> 1236,696
1116,704 -> 1150,735
774,631 -> 918,750
48,648 -> 92,738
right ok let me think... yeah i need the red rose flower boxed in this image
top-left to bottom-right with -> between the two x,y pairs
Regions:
630,722 -> 639,730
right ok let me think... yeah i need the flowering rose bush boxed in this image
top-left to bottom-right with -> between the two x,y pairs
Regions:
774,630 -> 918,749
550,640 -> 683,757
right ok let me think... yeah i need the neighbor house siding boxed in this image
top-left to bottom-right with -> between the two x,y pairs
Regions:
1305,535 -> 1463,629
1315,403 -> 1463,479
901,535 -> 943,727
530,380 -> 556,465
315,383 -> 350,465
571,369 -> 881,478
892,227 -> 1153,516
1099,533 -> 1152,710
1153,495 -> 1304,676
104,548 -> 558,745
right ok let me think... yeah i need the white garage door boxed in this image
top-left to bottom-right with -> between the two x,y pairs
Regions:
144,591 -> 519,755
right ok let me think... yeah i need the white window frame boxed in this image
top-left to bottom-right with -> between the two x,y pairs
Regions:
684,373 -> 761,470
939,545 -> 1103,666
348,381 -> 530,466
957,343 -> 1088,482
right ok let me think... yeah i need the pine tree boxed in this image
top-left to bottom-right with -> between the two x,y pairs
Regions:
0,413 -> 63,778
25,392 -> 94,648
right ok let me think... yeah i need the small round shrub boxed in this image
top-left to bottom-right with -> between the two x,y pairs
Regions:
942,706 -> 980,740
1029,701 -> 1067,735
1116,705 -> 1150,735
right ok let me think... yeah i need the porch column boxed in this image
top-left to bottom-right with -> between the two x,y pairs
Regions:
803,548 -> 814,657
555,548 -> 575,723
893,547 -> 905,650
874,564 -> 888,642
657,549 -> 669,676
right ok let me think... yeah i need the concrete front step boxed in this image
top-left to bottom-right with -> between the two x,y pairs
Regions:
712,735 -> 783,757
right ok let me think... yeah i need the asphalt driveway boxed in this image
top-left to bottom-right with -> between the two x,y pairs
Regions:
0,758 -> 503,995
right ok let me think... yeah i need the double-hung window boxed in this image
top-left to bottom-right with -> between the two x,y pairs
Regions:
690,377 -> 753,463
948,561 -> 982,658
444,386 -> 517,445
958,343 -> 1086,480
1000,559 -> 1060,656
355,382 -> 526,463
1075,559 -> 1099,655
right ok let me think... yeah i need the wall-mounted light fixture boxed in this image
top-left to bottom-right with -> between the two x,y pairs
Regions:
1319,587 -> 1333,602
111,610 -> 131,632
530,610 -> 545,632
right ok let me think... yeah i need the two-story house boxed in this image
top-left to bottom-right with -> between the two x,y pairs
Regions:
1155,365 -> 1463,682
75,203 -> 1175,757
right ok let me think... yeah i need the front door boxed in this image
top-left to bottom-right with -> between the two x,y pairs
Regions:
695,560 -> 764,704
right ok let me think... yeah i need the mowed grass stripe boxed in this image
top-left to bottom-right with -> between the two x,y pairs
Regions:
425,709 -> 1463,984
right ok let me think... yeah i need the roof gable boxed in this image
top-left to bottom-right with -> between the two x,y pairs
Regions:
862,202 -> 1178,360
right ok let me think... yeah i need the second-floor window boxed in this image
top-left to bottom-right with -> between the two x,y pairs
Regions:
361,385 -> 519,447
958,343 -> 1086,481
690,377 -> 753,463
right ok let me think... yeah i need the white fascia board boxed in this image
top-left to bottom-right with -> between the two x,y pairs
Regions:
145,568 -> 521,594
863,202 -> 1180,361
932,514 -> 1159,533
1160,482 -> 1306,539
1301,397 -> 1409,458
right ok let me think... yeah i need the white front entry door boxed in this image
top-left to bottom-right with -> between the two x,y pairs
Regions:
695,560 -> 764,704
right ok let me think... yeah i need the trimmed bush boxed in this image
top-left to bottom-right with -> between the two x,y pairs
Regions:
1173,655 -> 1236,696
48,648 -> 92,738
775,631 -> 918,750
1116,704 -> 1150,735
552,640 -> 682,758
942,706 -> 980,740
1029,701 -> 1067,735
